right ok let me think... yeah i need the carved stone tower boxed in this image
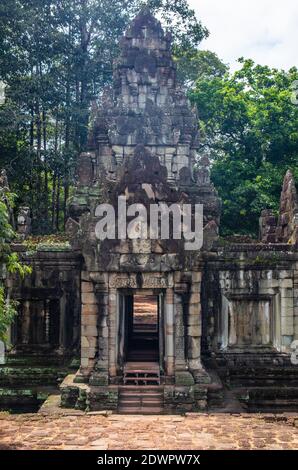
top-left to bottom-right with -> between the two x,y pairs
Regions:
64,8 -> 221,413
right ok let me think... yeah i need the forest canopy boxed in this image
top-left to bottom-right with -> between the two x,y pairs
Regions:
0,0 -> 297,236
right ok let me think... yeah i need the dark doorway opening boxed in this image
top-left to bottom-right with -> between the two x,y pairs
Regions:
120,293 -> 160,363
128,294 -> 159,362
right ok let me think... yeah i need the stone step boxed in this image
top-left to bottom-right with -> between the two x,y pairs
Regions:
0,366 -> 68,387
0,385 -> 56,413
124,378 -> 161,385
118,406 -> 164,414
120,392 -> 162,399
119,385 -> 163,391
234,386 -> 298,412
123,363 -> 161,385
118,384 -> 164,414
120,399 -> 162,405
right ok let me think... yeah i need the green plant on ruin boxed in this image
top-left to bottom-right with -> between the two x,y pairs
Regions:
0,187 -> 31,343
22,234 -> 71,253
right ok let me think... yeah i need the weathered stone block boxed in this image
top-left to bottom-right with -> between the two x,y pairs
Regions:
82,292 -> 98,305
82,325 -> 98,337
81,315 -> 98,326
175,371 -> 194,386
281,316 -> 294,335
81,281 -> 94,293
82,304 -> 98,315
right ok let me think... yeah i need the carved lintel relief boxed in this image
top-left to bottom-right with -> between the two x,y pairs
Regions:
108,273 -> 170,289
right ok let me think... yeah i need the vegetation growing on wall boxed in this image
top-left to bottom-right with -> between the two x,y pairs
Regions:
0,186 -> 31,342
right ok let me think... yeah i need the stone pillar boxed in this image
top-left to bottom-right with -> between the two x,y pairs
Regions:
108,287 -> 118,378
21,300 -> 31,345
280,275 -> 294,351
174,293 -> 186,370
186,272 -> 201,370
76,272 -> 98,381
173,273 -> 195,386
165,288 -> 175,377
88,283 -> 109,386
173,291 -> 195,386
59,290 -> 66,353
294,265 -> 298,341
187,271 -> 210,383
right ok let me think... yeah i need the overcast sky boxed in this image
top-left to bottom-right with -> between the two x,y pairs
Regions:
189,0 -> 298,71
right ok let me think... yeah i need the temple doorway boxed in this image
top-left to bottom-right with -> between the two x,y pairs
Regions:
118,290 -> 165,384
127,294 -> 159,362
118,290 -> 163,395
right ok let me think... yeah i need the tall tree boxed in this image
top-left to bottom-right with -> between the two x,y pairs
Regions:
0,0 -> 208,233
190,59 -> 298,235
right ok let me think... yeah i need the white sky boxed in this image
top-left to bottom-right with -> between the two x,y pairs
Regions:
189,0 -> 298,71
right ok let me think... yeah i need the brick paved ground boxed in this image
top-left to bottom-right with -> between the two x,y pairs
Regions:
0,413 -> 298,450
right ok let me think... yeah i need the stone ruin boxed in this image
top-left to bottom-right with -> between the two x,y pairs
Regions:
1,10 -> 298,414
276,170 -> 298,246
260,170 -> 298,247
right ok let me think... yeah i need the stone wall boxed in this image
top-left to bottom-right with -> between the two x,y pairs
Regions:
7,249 -> 82,355
203,244 -> 298,358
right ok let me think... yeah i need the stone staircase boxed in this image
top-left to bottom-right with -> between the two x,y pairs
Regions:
206,354 -> 298,412
119,362 -> 163,414
226,368 -> 298,412
0,354 -> 77,413
123,362 -> 161,386
118,386 -> 164,414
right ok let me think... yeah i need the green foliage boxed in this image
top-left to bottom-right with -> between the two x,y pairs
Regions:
23,234 -> 71,253
0,286 -> 17,342
190,59 -> 298,235
175,50 -> 228,86
0,0 -> 208,234
0,185 -> 31,342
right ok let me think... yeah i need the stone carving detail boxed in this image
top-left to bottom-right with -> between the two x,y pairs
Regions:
17,206 -> 31,239
195,155 -> 211,186
0,169 -> 9,190
77,153 -> 94,186
109,273 -> 168,289
276,170 -> 298,246
259,209 -> 277,243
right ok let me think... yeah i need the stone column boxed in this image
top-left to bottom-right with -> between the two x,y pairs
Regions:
89,272 -> 109,386
21,300 -> 31,345
108,287 -> 118,378
59,290 -> 66,353
294,265 -> 298,341
76,272 -> 98,381
186,272 -> 201,370
187,271 -> 210,383
174,293 -> 187,370
280,274 -> 294,351
165,288 -> 175,377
